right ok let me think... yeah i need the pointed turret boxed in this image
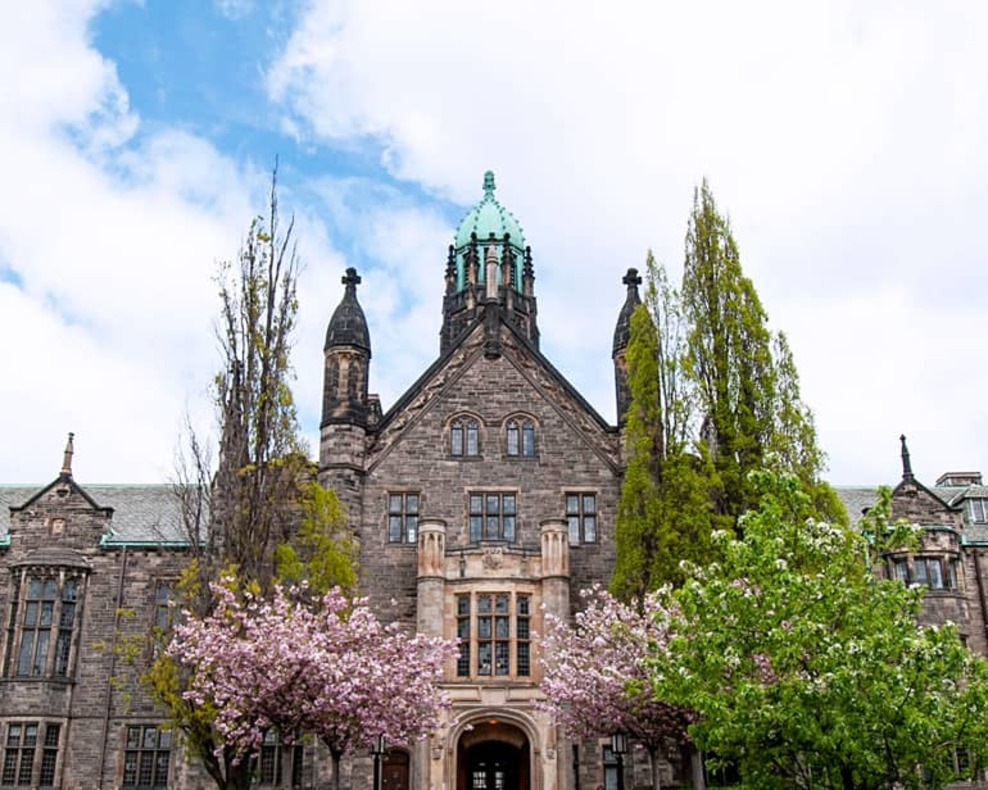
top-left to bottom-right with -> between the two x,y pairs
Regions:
440,172 -> 539,353
321,267 -> 371,428
320,268 -> 373,520
60,432 -> 75,479
612,268 -> 643,426
900,434 -> 915,482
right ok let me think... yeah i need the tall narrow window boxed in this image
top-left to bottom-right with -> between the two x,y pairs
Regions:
451,418 -> 480,457
388,493 -> 420,543
506,419 -> 536,457
8,572 -> 84,679
251,730 -> 302,787
565,493 -> 597,545
17,579 -> 55,677
54,580 -> 76,677
516,595 -> 531,676
455,592 -> 531,678
469,493 -> 516,542
456,595 -> 471,676
38,725 -> 59,787
123,725 -> 171,790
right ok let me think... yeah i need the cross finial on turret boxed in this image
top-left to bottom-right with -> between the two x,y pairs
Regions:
483,171 -> 496,198
342,267 -> 361,291
900,434 -> 914,481
61,432 -> 75,478
623,268 -> 642,289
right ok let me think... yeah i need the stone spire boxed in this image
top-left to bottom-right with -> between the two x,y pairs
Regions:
900,434 -> 914,482
613,268 -> 644,426
60,432 -> 75,478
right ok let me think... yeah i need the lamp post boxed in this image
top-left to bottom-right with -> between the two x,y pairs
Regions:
611,732 -> 628,790
372,735 -> 386,790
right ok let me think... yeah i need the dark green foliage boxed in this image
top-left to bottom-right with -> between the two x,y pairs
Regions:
613,181 -> 843,604
682,180 -> 842,526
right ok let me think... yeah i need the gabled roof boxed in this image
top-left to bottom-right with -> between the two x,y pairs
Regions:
0,484 -> 188,545
377,304 -> 614,435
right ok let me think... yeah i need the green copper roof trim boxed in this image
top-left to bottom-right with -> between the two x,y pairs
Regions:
452,171 -> 526,291
98,534 -> 195,549
454,171 -> 525,249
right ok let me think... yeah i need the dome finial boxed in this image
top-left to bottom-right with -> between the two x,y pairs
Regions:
483,170 -> 496,198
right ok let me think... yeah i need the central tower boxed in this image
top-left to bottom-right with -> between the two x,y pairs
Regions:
440,171 -> 539,353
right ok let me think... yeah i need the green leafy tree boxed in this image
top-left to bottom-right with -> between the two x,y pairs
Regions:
649,472 -> 988,790
154,173 -> 356,790
612,292 -> 713,604
681,180 -> 841,526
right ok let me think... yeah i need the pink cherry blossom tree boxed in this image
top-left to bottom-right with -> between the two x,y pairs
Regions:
169,580 -> 456,790
539,586 -> 691,790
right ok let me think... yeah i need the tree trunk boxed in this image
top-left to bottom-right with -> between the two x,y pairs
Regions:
331,750 -> 343,790
689,749 -> 705,790
646,744 -> 662,790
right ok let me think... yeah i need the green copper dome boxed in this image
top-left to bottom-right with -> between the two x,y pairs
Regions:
454,171 -> 526,250
451,171 -> 527,291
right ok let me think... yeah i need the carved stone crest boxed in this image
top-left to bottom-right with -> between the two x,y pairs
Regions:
482,546 -> 504,569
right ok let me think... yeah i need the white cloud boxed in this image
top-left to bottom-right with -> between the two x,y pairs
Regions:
266,0 -> 988,484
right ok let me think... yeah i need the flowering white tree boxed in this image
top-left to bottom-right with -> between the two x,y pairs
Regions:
539,586 -> 691,790
651,472 -> 988,790
169,581 -> 456,790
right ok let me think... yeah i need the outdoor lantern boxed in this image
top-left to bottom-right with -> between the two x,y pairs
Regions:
610,731 -> 628,755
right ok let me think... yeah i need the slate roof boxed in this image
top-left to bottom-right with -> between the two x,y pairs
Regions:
0,484 -> 188,545
835,486 -> 878,525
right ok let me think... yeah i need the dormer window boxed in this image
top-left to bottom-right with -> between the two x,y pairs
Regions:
451,418 -> 480,457
506,418 -> 535,457
967,498 -> 988,523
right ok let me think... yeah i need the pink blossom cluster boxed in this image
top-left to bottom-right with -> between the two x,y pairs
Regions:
168,581 -> 457,763
538,586 -> 690,750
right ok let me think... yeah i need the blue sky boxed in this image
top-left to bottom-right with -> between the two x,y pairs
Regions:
2,0 -> 987,487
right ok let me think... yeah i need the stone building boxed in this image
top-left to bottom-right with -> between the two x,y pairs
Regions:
1,173 -> 986,789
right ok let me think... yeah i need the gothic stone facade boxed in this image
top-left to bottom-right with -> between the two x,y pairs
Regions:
3,174 -> 988,789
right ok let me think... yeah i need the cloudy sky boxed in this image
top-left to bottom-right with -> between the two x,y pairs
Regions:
1,0 -> 985,487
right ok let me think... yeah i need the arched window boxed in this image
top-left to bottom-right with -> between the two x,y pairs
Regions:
506,418 -> 535,457
451,418 -> 480,457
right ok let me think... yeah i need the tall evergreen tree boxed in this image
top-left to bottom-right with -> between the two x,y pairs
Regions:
612,256 -> 713,605
614,182 -> 841,604
682,179 -> 841,525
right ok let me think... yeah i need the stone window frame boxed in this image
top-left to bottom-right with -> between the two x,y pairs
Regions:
888,554 -> 959,591
504,414 -> 537,459
148,580 -> 177,659
1,720 -> 61,788
468,491 -> 517,543
454,591 -> 531,679
250,729 -> 303,787
967,497 -> 988,524
564,491 -> 598,545
449,413 -> 483,459
387,491 -> 420,544
121,724 -> 172,789
3,568 -> 86,681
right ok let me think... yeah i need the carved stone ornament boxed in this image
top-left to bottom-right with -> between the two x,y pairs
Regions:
482,546 -> 504,569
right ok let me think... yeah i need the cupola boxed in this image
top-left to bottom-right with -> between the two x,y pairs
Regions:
440,172 -> 539,354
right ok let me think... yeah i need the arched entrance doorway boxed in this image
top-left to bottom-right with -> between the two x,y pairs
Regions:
457,721 -> 530,790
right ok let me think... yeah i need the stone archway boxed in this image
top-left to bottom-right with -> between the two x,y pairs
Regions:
456,720 -> 531,790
